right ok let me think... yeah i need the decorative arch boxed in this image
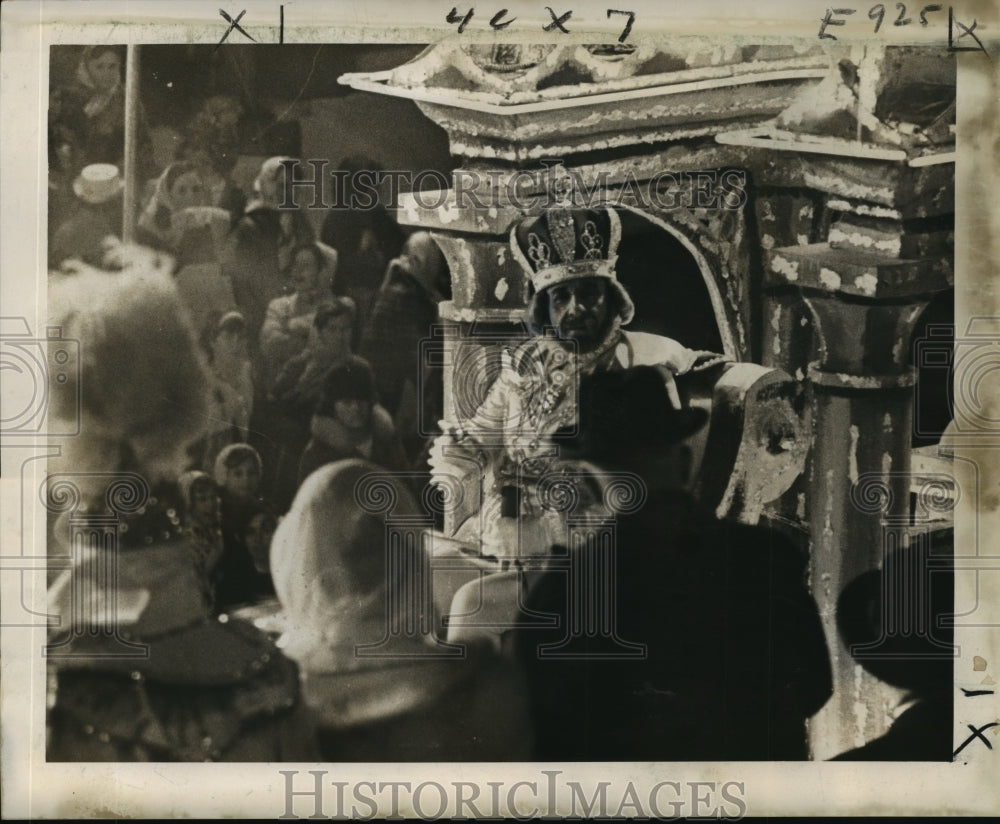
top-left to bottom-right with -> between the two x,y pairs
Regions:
616,204 -> 737,359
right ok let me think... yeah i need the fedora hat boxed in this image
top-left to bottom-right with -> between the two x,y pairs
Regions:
73,163 -> 124,204
554,366 -> 708,468
837,544 -> 954,694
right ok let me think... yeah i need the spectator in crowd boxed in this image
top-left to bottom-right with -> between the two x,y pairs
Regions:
831,543 -> 954,761
514,366 -> 833,760
45,246 -> 317,762
209,310 -> 254,429
271,298 -> 357,413
59,45 -> 154,179
212,443 -> 274,609
177,137 -> 248,226
262,297 -> 357,511
178,95 -> 248,223
297,355 -> 407,486
270,459 -> 532,761
49,163 -> 123,269
320,155 -> 405,336
188,310 -> 254,472
259,242 -> 339,393
135,161 -> 211,252
48,86 -> 87,245
177,470 -> 225,605
221,155 -> 314,352
243,501 -> 279,578
360,231 -> 449,466
172,206 -> 238,338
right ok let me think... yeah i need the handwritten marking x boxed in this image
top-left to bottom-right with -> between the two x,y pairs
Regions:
948,7 -> 989,58
953,722 -> 999,757
216,8 -> 256,50
543,6 -> 572,32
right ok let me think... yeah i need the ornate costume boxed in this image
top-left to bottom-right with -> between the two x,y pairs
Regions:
430,205 -> 724,558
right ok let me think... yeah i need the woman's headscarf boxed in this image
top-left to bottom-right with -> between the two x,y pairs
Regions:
269,461 -> 532,747
270,459 -> 432,673
74,45 -> 123,118
250,155 -> 296,211
213,442 -> 262,489
247,156 -> 315,272
137,161 -> 205,247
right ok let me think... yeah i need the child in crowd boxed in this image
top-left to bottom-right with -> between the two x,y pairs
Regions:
210,311 -> 254,438
297,355 -> 407,486
189,310 -> 254,473
177,471 -> 225,604
213,444 -> 273,608
244,502 -> 279,578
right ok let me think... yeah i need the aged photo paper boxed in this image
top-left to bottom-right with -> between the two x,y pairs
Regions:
2,0 -> 999,818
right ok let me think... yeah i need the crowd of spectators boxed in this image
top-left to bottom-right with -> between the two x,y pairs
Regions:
47,44 -> 450,609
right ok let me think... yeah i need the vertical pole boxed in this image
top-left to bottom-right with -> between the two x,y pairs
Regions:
122,44 -> 141,242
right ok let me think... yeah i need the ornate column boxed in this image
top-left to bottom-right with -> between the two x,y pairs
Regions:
722,42 -> 957,758
763,168 -> 953,757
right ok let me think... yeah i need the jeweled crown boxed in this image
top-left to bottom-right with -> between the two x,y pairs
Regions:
510,205 -> 622,292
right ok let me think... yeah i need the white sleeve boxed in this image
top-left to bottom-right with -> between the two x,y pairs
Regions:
625,331 -> 700,375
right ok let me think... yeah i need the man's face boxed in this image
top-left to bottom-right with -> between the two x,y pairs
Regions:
399,234 -> 430,278
547,278 -> 612,349
394,233 -> 445,296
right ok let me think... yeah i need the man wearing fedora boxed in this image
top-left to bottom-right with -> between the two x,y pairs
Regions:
831,543 -> 954,760
513,366 -> 833,760
430,204 -> 723,559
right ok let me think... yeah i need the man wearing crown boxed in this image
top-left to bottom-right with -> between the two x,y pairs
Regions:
430,204 -> 723,560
